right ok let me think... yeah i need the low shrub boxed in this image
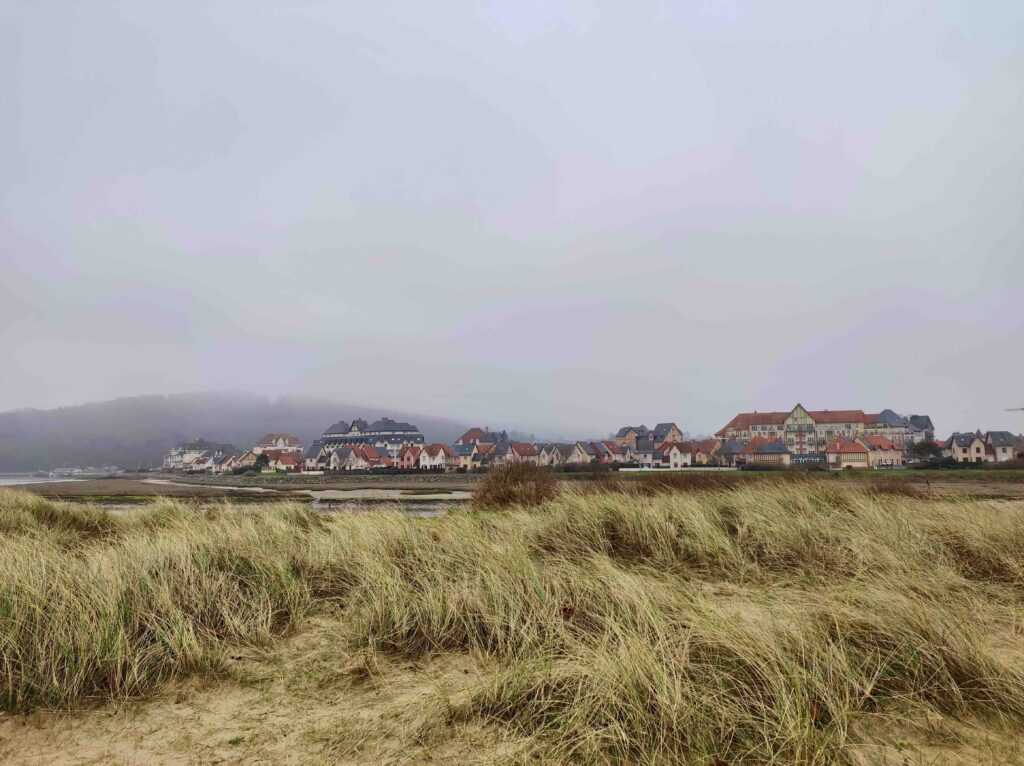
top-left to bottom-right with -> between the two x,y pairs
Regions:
471,462 -> 559,509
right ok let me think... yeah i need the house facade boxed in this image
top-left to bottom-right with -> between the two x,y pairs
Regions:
743,438 -> 792,467
717,405 -> 933,455
320,417 -> 425,458
654,442 -> 691,469
420,444 -> 454,470
397,445 -> 422,470
254,434 -> 303,454
826,438 -> 869,469
943,431 -> 1023,463
163,439 -> 238,470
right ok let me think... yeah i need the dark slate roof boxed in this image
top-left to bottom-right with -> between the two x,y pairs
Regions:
909,415 -> 934,431
754,440 -> 790,454
945,432 -> 978,448
324,421 -> 350,435
987,431 -> 1019,447
451,444 -> 475,457
177,439 -> 238,453
651,422 -> 679,440
616,425 -> 650,437
365,419 -> 419,432
478,429 -> 509,444
634,439 -> 655,453
304,440 -> 324,458
873,409 -> 909,428
718,438 -> 744,455
350,419 -> 369,430
332,448 -> 354,460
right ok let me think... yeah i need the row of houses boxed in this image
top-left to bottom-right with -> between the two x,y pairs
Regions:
942,431 -> 1024,463
165,407 -> 1023,475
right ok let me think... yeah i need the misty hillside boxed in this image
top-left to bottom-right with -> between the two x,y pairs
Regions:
0,393 -> 470,472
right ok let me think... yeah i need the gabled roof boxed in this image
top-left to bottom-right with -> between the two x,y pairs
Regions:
718,439 -> 744,455
716,412 -> 789,436
304,440 -> 324,458
741,436 -> 773,455
398,444 -> 422,460
860,435 -> 897,450
451,444 -> 475,457
909,415 -> 934,431
458,427 -> 488,443
600,440 -> 624,455
510,442 -> 538,457
826,437 -> 868,454
476,442 -> 496,456
257,433 -> 301,446
324,421 -> 350,435
986,431 -> 1018,447
651,423 -> 680,440
634,439 -> 655,454
615,425 -> 649,437
423,444 -> 454,458
869,409 -> 909,428
945,432 -> 982,448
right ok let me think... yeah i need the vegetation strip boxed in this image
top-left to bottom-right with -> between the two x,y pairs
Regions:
1,473 -> 1023,763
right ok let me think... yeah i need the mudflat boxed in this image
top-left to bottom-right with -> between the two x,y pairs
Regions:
10,478 -> 296,499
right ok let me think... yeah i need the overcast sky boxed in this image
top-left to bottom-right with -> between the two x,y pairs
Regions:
2,1 -> 1022,437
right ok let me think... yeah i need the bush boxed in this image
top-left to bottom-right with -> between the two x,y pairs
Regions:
471,463 -> 558,509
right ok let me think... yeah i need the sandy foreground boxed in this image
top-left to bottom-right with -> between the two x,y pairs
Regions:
0,616 -> 526,766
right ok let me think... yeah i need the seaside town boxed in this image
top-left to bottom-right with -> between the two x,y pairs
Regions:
162,405 -> 1024,475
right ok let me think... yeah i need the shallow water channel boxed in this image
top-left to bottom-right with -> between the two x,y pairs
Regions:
138,478 -> 469,516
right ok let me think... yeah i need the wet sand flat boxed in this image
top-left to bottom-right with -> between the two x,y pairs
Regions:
7,478 -> 297,499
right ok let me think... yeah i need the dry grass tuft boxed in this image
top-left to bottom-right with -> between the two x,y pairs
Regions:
1,482 -> 1023,763
471,462 -> 559,509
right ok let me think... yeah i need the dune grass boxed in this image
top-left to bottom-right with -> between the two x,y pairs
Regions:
1,481 -> 1023,763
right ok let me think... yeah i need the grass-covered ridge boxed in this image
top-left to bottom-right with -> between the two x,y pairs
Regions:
1,483 -> 1023,763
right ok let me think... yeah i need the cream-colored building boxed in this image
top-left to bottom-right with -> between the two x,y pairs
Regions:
718,405 -> 930,456
826,438 -> 870,469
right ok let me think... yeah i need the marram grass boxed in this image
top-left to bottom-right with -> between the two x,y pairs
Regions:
1,481 -> 1023,763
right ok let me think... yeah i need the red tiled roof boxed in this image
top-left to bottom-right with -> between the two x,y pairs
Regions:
741,436 -> 772,455
458,428 -> 488,443
861,435 -> 896,450
826,438 -> 868,453
424,444 -> 454,458
601,440 -> 624,455
715,411 -> 789,436
510,442 -> 538,457
808,410 -> 866,425
257,433 -> 301,446
476,443 -> 495,455
717,408 -> 870,436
